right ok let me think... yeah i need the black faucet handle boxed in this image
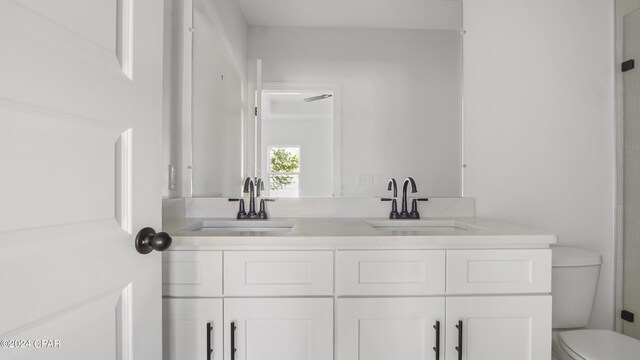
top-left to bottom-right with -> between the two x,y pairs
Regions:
229,198 -> 247,218
408,198 -> 427,219
381,198 -> 400,219
257,198 -> 275,219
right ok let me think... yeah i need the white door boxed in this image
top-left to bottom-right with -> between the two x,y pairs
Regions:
164,298 -> 223,360
0,0 -> 165,359
445,296 -> 552,360
337,297 -> 445,360
224,298 -> 333,360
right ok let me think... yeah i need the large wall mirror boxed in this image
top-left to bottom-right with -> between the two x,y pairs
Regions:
176,0 -> 463,198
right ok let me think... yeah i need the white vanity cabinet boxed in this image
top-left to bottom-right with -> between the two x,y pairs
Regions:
335,249 -> 551,360
162,250 -> 334,360
163,247 -> 552,360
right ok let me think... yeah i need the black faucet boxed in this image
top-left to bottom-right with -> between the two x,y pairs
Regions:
398,177 -> 429,219
230,177 -> 274,220
243,177 -> 258,217
254,177 -> 276,219
400,177 -> 417,218
256,178 -> 264,198
381,178 -> 400,219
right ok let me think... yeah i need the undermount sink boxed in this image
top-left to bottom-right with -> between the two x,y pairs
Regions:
182,220 -> 295,233
367,219 -> 480,232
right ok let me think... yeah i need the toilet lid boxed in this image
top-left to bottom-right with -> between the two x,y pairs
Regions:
559,329 -> 640,360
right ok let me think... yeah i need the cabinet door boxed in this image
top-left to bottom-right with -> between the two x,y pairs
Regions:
337,297 -> 445,360
224,298 -> 333,360
163,298 -> 223,360
445,296 -> 551,360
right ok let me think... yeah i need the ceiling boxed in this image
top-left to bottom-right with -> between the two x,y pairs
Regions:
236,0 -> 462,31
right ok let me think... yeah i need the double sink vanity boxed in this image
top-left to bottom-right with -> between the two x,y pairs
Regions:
160,3 -> 541,357
161,197 -> 556,360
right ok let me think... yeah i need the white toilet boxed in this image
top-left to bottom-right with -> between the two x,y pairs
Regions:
552,246 -> 640,359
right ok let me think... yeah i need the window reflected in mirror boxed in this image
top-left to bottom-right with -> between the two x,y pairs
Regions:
268,146 -> 300,197
261,89 -> 336,197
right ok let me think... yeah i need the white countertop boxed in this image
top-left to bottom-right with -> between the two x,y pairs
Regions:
164,217 -> 557,250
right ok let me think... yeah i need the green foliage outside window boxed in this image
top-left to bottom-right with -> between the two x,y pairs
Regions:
270,148 -> 300,190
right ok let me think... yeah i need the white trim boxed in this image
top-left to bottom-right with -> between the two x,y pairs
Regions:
116,128 -> 133,234
116,0 -> 134,79
119,283 -> 133,360
460,7 -> 466,197
260,82 -> 343,196
181,0 -> 194,198
256,60 -> 263,178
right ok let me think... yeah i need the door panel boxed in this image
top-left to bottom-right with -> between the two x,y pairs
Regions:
224,298 -> 333,360
0,0 -> 164,359
337,297 -> 445,360
1,286 -> 128,359
445,296 -> 551,360
0,108 -> 117,232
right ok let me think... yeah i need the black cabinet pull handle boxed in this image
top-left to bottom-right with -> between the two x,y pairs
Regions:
432,320 -> 440,360
230,322 -> 237,360
455,320 -> 463,360
206,322 -> 213,360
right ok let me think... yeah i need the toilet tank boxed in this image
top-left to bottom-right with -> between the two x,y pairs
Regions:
552,246 -> 602,329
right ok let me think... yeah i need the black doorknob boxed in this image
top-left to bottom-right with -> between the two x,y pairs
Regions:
135,227 -> 172,254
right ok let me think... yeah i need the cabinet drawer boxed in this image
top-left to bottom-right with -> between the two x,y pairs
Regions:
446,249 -> 551,294
337,250 -> 445,295
224,251 -> 334,296
163,251 -> 223,297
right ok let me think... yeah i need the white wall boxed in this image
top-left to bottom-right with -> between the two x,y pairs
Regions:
191,0 -> 247,197
463,0 -> 616,329
248,26 -> 462,197
163,0 -> 248,198
209,0 -> 248,75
